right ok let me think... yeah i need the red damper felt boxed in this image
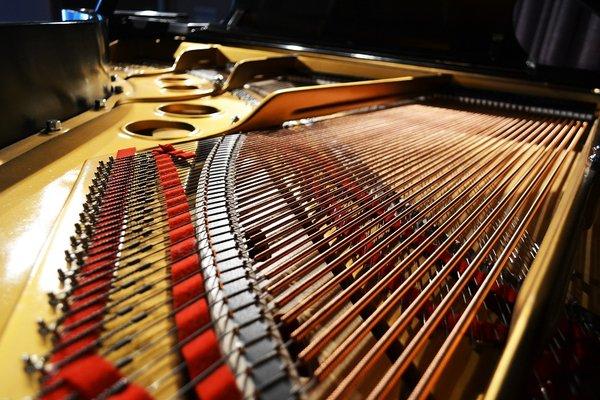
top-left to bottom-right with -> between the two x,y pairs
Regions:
155,152 -> 170,159
161,178 -> 183,188
156,158 -> 175,167
180,329 -> 222,378
158,171 -> 180,182
175,299 -> 211,341
164,186 -> 185,199
172,274 -> 204,309
166,194 -> 188,208
168,213 -> 192,230
158,168 -> 178,178
40,375 -> 73,400
171,253 -> 200,281
117,148 -> 136,158
108,383 -> 153,400
159,143 -> 176,153
169,237 -> 197,261
195,364 -> 242,400
169,224 -> 195,244
166,203 -> 190,219
58,354 -> 121,398
156,159 -> 173,168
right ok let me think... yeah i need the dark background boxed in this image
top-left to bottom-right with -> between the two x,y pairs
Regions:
0,1 -> 234,23
1,1 -> 598,74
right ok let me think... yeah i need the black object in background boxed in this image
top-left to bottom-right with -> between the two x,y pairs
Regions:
0,21 -> 111,149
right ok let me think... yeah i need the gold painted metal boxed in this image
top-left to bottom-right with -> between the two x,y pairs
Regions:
216,55 -> 306,93
227,74 -> 448,133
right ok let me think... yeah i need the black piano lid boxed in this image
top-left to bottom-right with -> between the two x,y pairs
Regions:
184,0 -> 600,90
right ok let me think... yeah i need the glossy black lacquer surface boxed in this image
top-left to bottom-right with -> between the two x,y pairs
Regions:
0,21 -> 111,149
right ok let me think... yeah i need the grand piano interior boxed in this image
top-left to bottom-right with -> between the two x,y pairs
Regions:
0,1 -> 599,399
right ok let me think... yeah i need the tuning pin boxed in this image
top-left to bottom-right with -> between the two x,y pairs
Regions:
36,318 -> 57,337
74,250 -> 86,266
64,250 -> 74,264
22,354 -> 46,374
90,176 -> 106,189
47,291 -> 68,309
57,268 -> 70,283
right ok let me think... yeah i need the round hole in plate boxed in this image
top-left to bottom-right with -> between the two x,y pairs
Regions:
123,120 -> 196,140
162,84 -> 200,91
158,103 -> 220,117
159,76 -> 188,83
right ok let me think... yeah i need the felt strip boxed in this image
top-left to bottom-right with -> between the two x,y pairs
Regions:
180,330 -> 222,378
159,171 -> 180,182
59,355 -> 121,398
116,148 -> 136,158
195,364 -> 242,400
168,213 -> 192,230
169,237 -> 197,261
166,194 -> 188,208
151,150 -> 238,399
167,203 -> 190,219
174,299 -> 211,341
164,186 -> 185,199
161,177 -> 182,188
169,224 -> 195,244
171,254 -> 200,281
172,274 -> 204,309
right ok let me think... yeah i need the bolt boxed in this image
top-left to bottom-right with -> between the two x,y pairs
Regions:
37,318 -> 56,337
45,119 -> 62,133
114,85 -> 124,94
22,354 -> 46,374
94,98 -> 107,110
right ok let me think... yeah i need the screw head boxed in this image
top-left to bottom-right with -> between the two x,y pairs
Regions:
94,98 -> 107,110
45,119 -> 62,133
22,354 -> 46,374
37,318 -> 56,337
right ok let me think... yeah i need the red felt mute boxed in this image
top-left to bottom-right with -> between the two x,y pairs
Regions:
164,186 -> 185,199
167,203 -> 190,219
169,238 -> 196,261
195,364 -> 242,400
169,224 -> 195,244
171,254 -> 200,281
166,194 -> 188,209
175,299 -> 211,341
172,274 -> 204,309
168,213 -> 192,230
59,355 -> 121,398
180,329 -> 221,378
